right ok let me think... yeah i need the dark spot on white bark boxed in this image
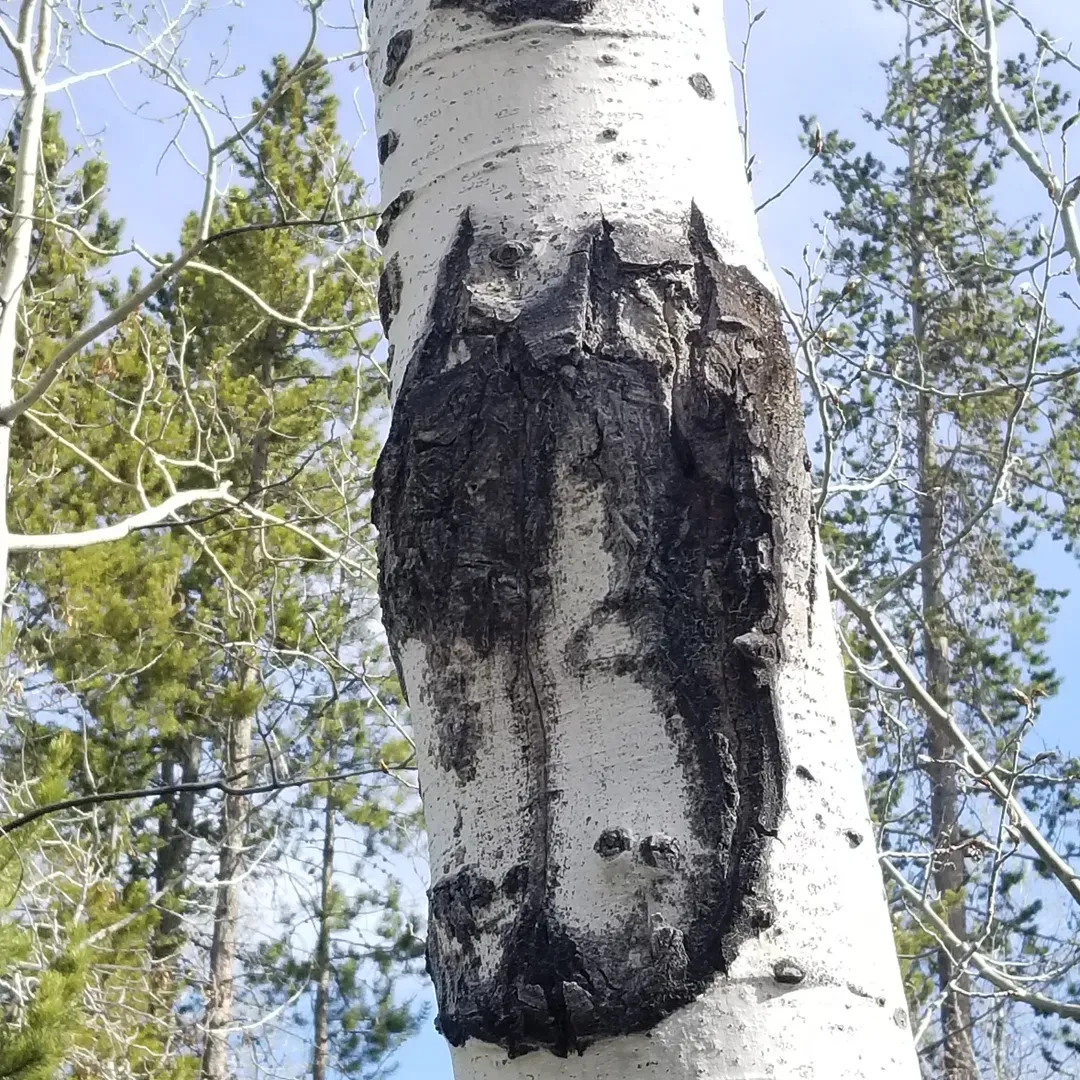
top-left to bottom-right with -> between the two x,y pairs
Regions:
429,660 -> 483,782
599,127 -> 619,141
689,72 -> 715,100
848,981 -> 880,1003
377,255 -> 402,334
377,189 -> 413,247
639,834 -> 683,873
749,903 -> 775,930
431,0 -> 597,23
594,827 -> 632,858
844,828 -> 864,848
384,30 -> 412,86
773,959 -> 806,985
599,53 -> 618,65
795,763 -> 816,782
378,130 -> 400,164
374,203 -> 810,1056
613,151 -> 632,164
502,863 -> 530,897
430,869 -> 496,945
489,241 -> 530,268
894,1007 -> 909,1028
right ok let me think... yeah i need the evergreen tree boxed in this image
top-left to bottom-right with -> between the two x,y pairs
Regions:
801,4 -> 1080,1075
0,54 -> 421,1080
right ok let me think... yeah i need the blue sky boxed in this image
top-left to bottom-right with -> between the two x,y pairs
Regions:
37,0 -> 1080,1076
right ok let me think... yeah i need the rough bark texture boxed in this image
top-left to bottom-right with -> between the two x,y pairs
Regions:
373,203 -> 807,1057
368,2 -> 919,1074
430,0 -> 598,24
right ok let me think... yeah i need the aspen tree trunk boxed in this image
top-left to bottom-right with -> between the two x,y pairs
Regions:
0,0 -> 51,631
368,2 -> 921,1076
201,334 -> 276,1080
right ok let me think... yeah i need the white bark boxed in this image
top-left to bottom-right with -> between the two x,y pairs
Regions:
0,0 -> 50,621
368,2 -> 920,1077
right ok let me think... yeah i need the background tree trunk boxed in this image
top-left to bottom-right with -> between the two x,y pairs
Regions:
312,789 -> 336,1080
918,390 -> 979,1080
200,709 -> 253,1080
367,1 -> 921,1076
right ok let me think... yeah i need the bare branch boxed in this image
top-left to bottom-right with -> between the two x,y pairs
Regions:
829,561 -> 1080,908
0,762 -> 416,840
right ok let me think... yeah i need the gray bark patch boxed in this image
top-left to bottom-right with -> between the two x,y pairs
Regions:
431,0 -> 597,23
688,72 -> 715,100
431,869 -> 497,944
374,205 -> 809,1056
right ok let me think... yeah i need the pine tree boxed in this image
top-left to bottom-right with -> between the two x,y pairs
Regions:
1,53 -> 421,1080
800,3 -> 1080,1074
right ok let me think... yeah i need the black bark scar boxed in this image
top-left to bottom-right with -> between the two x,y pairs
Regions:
373,205 -> 807,1057
383,30 -> 412,86
376,190 -> 413,248
378,130 -> 400,164
431,0 -> 597,23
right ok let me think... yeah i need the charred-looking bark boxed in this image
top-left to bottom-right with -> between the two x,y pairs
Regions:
373,203 -> 808,1057
430,0 -> 598,24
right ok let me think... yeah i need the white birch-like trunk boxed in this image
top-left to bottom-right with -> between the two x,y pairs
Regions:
0,1 -> 51,630
367,3 -> 921,1077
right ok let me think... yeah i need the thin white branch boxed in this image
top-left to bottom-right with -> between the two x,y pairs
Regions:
8,484 -> 232,551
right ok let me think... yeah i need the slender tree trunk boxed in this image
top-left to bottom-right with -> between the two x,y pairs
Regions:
916,393 -> 979,1080
0,1 -> 51,631
200,708 -> 253,1080
200,326 -> 278,1080
368,2 -> 920,1076
311,790 -> 335,1080
903,25 -> 978,1066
